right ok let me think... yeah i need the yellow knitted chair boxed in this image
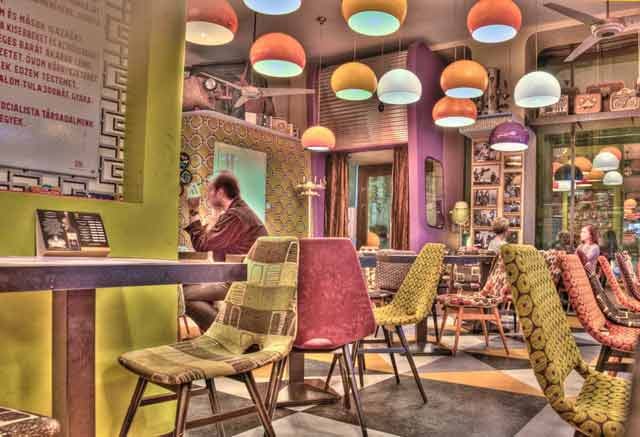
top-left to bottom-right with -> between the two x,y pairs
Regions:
501,244 -> 630,437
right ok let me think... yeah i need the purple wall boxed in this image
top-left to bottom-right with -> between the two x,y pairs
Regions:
407,42 -> 446,251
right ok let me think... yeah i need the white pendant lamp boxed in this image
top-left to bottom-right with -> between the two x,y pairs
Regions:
514,71 -> 561,108
378,69 -> 422,105
243,0 -> 301,15
593,151 -> 620,171
603,171 -> 623,186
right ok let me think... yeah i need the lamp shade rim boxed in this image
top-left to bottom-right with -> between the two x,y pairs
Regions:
243,0 -> 301,15
186,22 -> 235,45
336,89 -> 374,101
490,142 -> 528,152
471,25 -> 518,43
445,87 -> 485,99
379,91 -> 421,105
253,60 -> 304,78
435,116 -> 476,128
348,11 -> 401,36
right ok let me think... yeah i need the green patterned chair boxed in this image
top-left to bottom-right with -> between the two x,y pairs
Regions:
501,244 -> 631,437
118,237 -> 299,437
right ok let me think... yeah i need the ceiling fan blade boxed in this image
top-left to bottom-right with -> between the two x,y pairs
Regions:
258,88 -> 315,97
544,2 -> 604,26
565,34 -> 602,62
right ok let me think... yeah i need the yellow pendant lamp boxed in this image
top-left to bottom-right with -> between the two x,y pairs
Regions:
302,126 -> 336,152
342,0 -> 408,37
331,62 -> 378,101
440,60 -> 489,99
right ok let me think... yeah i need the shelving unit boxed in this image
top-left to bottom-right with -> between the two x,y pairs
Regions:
529,109 -> 640,128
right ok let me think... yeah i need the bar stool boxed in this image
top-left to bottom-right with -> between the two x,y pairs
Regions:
0,407 -> 59,436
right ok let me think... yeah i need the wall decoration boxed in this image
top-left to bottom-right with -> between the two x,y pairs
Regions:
575,93 -> 602,114
478,67 -> 510,115
539,95 -> 569,117
473,209 -> 497,227
610,88 -> 640,112
473,165 -> 501,185
473,189 -> 498,207
473,142 -> 500,162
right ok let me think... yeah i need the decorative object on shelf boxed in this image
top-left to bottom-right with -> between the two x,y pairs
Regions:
603,170 -> 623,186
574,156 -> 593,173
243,0 -> 301,15
593,151 -> 620,171
478,67 -> 510,115
250,33 -> 306,78
296,175 -> 327,237
450,201 -> 470,247
489,121 -> 529,152
302,126 -> 336,151
538,95 -> 569,117
186,0 -> 238,46
474,189 -> 498,207
441,60 -> 489,99
587,169 -> 604,182
574,93 -> 602,114
433,97 -> 477,128
601,146 -> 622,161
586,81 -> 624,112
378,69 -> 422,105
467,0 -> 522,44
515,71 -> 561,108
331,62 -> 378,101
473,208 -> 497,227
182,75 -> 218,111
610,88 -> 640,112
271,117 -> 290,134
341,0 -> 407,36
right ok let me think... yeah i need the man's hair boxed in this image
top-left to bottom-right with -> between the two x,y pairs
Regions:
210,172 -> 240,199
491,217 -> 510,235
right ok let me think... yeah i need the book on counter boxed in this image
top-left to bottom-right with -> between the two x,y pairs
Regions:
36,209 -> 110,257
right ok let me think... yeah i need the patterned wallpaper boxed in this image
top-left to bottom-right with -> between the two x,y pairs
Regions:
0,0 -> 130,198
179,112 -> 310,248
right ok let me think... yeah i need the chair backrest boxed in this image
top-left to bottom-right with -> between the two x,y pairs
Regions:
375,249 -> 416,292
560,254 -> 607,333
501,245 -> 585,411
205,237 -> 299,355
616,251 -> 640,300
295,238 -> 375,349
540,249 -> 564,286
480,255 -> 510,298
598,256 -> 638,305
390,243 -> 445,321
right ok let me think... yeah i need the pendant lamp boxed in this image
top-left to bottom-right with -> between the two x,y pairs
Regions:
342,0 -> 408,37
441,60 -> 489,99
574,157 -> 593,173
489,121 -> 529,151
600,146 -> 622,161
593,151 -> 620,171
302,126 -> 336,152
377,69 -> 422,105
603,171 -> 623,186
433,97 -> 477,128
250,33 -> 306,78
243,0 -> 301,15
467,0 -> 522,44
514,71 -> 561,108
624,198 -> 638,210
587,169 -> 604,182
331,62 -> 378,101
554,164 -> 583,182
186,0 -> 238,46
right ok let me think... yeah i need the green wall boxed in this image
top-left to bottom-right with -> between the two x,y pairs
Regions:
0,1 -> 186,435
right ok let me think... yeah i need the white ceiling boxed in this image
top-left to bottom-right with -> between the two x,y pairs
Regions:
186,0 -> 640,67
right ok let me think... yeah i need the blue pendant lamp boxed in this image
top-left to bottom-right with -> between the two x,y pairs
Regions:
243,0 -> 301,15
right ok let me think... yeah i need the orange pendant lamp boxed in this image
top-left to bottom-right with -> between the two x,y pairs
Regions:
440,60 -> 489,99
186,0 -> 238,46
331,62 -> 378,101
302,126 -> 336,152
250,33 -> 306,78
432,97 -> 477,128
342,0 -> 408,37
467,0 -> 522,44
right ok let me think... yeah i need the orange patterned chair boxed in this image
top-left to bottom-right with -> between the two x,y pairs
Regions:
598,256 -> 640,313
615,251 -> 640,301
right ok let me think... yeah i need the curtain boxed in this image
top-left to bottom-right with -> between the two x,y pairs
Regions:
391,146 -> 410,250
325,152 -> 350,237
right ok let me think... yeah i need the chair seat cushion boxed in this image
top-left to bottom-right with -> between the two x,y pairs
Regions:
437,293 -> 502,307
569,371 -> 631,436
296,338 -> 335,349
0,407 -> 60,436
119,335 -> 284,385
373,304 -> 419,326
601,324 -> 640,352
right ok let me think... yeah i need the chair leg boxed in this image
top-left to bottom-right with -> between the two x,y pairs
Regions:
452,308 -> 463,356
480,317 -> 489,347
119,377 -> 148,437
267,358 -> 287,421
395,325 -> 428,404
324,353 -> 339,391
431,301 -> 440,343
206,379 -> 226,437
439,307 -> 449,342
353,340 -> 365,389
338,353 -> 352,410
174,383 -> 192,437
243,372 -> 276,437
595,346 -> 611,372
382,326 -> 400,384
342,344 -> 368,437
493,307 -> 509,355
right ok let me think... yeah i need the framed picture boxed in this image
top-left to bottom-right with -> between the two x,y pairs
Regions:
474,231 -> 496,249
504,173 -> 522,201
506,215 -> 521,228
473,209 -> 497,227
473,165 -> 500,185
504,201 -> 521,214
507,230 -> 520,244
473,189 -> 498,207
473,141 -> 500,162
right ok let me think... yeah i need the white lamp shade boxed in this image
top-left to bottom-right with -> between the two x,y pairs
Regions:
593,152 -> 620,171
377,69 -> 422,105
603,171 -> 623,186
514,71 -> 561,108
243,0 -> 301,15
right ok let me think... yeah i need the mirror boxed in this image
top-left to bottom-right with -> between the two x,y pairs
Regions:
425,158 -> 445,229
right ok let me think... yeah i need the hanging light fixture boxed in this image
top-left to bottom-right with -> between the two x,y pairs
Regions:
514,71 -> 561,108
378,69 -> 422,105
554,164 -> 584,182
574,156 -> 593,174
331,62 -> 378,101
186,0 -> 238,46
600,146 -> 622,161
342,0 -> 408,37
587,169 -> 604,182
603,171 -> 623,186
489,121 -> 529,151
250,33 -> 306,78
243,0 -> 301,15
593,151 -> 620,171
467,0 -> 522,44
441,60 -> 489,99
432,97 -> 477,128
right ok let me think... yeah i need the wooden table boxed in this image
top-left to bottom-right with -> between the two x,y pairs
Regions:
0,257 -> 247,437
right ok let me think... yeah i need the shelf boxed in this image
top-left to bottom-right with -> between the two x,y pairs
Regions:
529,109 -> 640,128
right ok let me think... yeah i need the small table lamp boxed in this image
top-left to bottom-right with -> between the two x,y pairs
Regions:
450,201 -> 470,248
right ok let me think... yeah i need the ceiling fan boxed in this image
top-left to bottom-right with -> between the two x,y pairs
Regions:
544,0 -> 640,62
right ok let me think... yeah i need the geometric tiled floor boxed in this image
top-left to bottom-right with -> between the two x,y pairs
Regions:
187,315 -> 614,437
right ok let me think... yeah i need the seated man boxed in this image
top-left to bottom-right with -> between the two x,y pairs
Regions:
184,172 -> 268,331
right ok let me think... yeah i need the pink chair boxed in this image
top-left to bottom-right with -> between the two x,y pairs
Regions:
293,238 -> 376,436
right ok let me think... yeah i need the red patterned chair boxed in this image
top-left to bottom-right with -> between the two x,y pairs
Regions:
598,256 -> 640,313
560,254 -> 639,372
615,251 -> 640,301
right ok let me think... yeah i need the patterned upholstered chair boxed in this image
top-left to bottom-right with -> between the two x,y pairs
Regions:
0,407 -> 59,436
588,263 -> 640,329
502,244 -> 631,437
118,237 -> 299,437
437,255 -> 510,355
598,256 -> 640,313
615,251 -> 640,301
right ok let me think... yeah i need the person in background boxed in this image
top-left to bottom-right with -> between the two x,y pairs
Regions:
487,217 -> 510,254
577,225 -> 600,274
551,230 -> 571,252
183,172 -> 268,331
601,229 -> 618,262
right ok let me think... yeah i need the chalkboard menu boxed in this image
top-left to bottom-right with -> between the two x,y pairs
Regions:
36,209 -> 109,257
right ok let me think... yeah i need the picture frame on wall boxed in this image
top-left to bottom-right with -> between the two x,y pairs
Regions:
472,164 -> 500,185
473,209 -> 497,227
474,231 -> 496,248
504,173 -> 522,202
473,141 -> 500,163
473,189 -> 498,207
